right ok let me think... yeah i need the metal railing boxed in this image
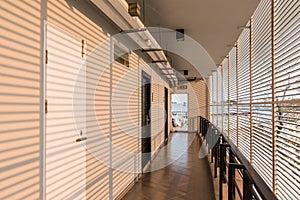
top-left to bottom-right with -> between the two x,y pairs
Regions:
199,116 -> 277,200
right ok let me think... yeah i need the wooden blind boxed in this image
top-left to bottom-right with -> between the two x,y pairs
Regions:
274,0 -> 300,198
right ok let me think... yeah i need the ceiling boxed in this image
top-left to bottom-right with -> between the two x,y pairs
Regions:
131,0 -> 260,79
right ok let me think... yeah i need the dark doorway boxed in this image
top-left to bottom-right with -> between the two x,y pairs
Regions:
164,88 -> 169,142
141,71 -> 151,172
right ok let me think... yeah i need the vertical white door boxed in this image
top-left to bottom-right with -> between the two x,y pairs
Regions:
45,23 -> 86,200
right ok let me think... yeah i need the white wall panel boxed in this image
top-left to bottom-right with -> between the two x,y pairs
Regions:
111,55 -> 139,199
0,1 -> 42,199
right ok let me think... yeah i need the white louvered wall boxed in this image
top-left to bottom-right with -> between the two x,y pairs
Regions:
237,24 -> 251,161
210,0 -> 300,198
209,76 -> 213,122
86,41 -> 111,200
229,48 -> 237,145
111,59 -> 138,199
0,1 -> 42,199
252,0 -> 273,188
217,67 -> 223,130
223,59 -> 229,135
274,0 -> 300,198
212,71 -> 217,125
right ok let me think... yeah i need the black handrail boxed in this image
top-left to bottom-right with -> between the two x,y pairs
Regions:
198,116 -> 277,200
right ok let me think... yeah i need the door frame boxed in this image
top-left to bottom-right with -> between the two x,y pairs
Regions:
141,71 -> 151,172
164,87 -> 169,142
171,93 -> 189,131
44,22 -> 86,199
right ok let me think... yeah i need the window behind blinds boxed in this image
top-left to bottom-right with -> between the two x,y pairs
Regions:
237,24 -> 251,161
217,67 -> 223,130
229,48 -> 237,145
274,0 -> 300,198
212,72 -> 218,125
210,0 -> 300,198
251,0 -> 273,188
223,59 -> 229,135
209,76 -> 214,123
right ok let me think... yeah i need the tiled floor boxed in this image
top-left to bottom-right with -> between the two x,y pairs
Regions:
123,133 -> 215,200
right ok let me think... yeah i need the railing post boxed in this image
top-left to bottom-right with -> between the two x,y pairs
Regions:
203,119 -> 208,137
202,118 -> 204,133
219,142 -> 224,200
214,131 -> 220,178
216,133 -> 220,169
229,149 -> 236,200
220,142 -> 230,200
228,163 -> 235,200
220,143 -> 230,183
207,121 -> 210,137
243,171 -> 252,200
200,116 -> 202,134
229,149 -> 235,163
202,117 -> 204,136
210,126 -> 215,163
228,163 -> 244,200
199,116 -> 201,133
204,118 -> 206,137
204,118 -> 206,136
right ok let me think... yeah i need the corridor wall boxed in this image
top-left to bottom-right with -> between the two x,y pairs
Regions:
0,1 -> 43,199
0,0 -> 172,199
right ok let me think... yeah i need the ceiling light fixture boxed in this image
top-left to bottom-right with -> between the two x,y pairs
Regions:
145,39 -> 151,47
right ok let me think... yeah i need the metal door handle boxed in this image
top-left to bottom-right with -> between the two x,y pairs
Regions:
76,137 -> 87,142
146,115 -> 150,125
